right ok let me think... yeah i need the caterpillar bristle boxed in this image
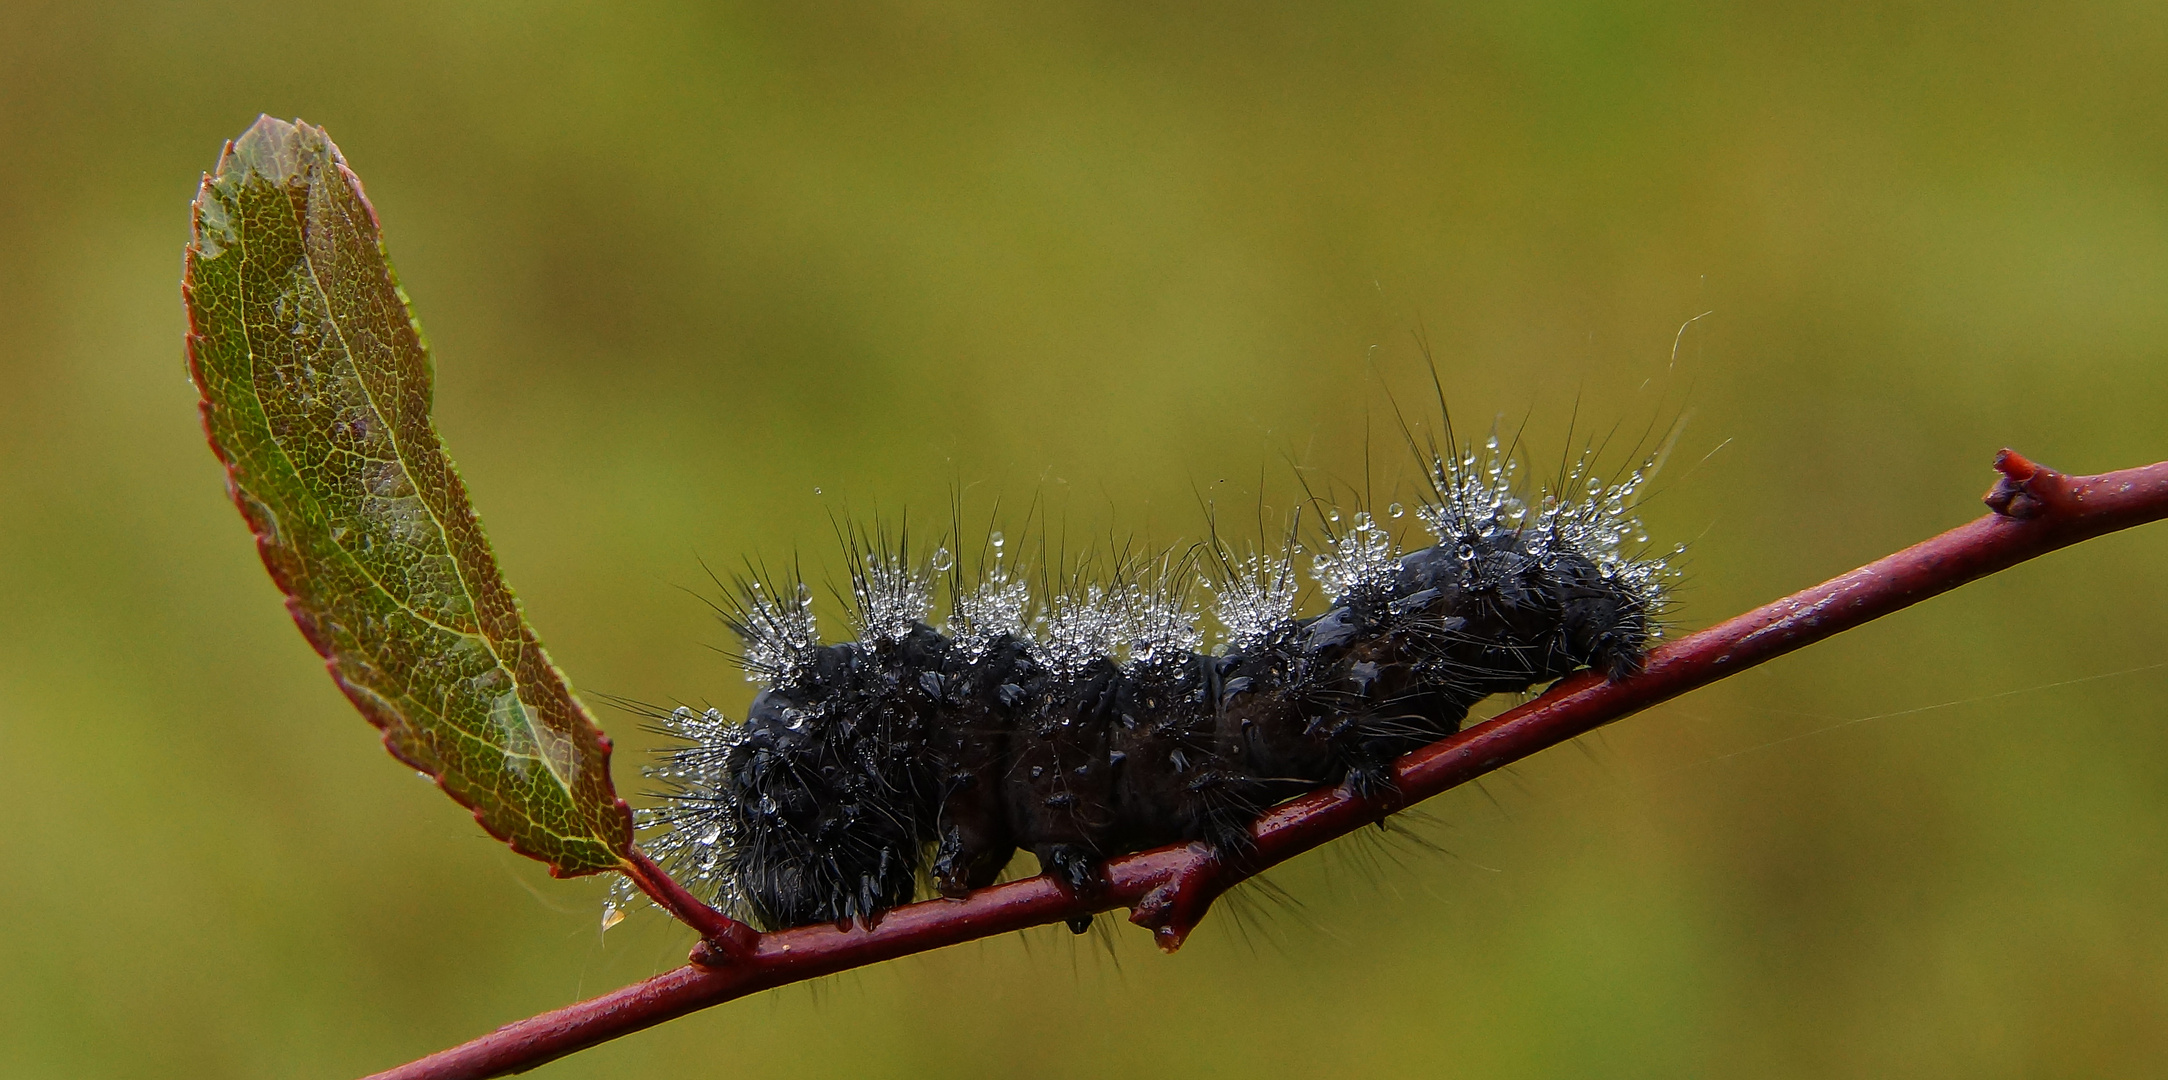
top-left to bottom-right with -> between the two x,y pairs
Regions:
712,562 -> 821,688
624,418 -> 1682,936
1216,872 -> 1313,957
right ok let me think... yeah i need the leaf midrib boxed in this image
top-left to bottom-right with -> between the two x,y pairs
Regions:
234,168 -> 576,802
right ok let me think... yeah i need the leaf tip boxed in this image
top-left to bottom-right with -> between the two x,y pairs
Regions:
224,115 -> 334,186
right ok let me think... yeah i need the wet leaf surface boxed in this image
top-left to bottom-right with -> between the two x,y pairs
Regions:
184,116 -> 631,875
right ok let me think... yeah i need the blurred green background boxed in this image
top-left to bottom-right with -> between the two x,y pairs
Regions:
4,2 -> 2167,1077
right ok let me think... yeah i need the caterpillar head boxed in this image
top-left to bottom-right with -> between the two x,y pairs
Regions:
723,641 -> 935,930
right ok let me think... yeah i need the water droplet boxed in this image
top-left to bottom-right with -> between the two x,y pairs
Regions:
930,546 -> 954,571
990,532 -> 1005,549
813,486 -> 823,495
1388,502 -> 1404,518
601,904 -> 625,932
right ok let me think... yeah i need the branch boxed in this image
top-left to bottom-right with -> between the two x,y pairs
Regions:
367,450 -> 2168,1080
617,848 -> 759,959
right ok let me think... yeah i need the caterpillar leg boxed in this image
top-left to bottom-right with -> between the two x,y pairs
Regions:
1038,842 -> 1107,898
1005,665 -> 1120,901
928,716 -> 1015,897
931,806 -> 1013,898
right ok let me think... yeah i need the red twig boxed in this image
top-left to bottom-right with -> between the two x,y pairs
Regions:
617,848 -> 758,959
367,451 -> 2168,1080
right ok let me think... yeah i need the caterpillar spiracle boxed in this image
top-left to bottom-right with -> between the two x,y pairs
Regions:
612,419 -> 1679,936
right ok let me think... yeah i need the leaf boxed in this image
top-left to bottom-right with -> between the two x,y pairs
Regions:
183,116 -> 632,876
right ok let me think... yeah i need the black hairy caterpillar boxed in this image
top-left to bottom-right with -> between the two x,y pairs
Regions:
616,421 -> 1678,935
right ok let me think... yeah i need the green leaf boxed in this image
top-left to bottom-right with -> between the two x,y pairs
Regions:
183,117 -> 632,876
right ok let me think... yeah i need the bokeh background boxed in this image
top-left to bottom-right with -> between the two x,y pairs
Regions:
4,3 -> 2167,1077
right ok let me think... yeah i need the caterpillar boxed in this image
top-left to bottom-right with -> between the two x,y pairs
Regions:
619,418 -> 1678,936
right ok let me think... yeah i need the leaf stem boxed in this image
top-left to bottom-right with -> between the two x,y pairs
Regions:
618,848 -> 759,960
365,451 -> 2168,1080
